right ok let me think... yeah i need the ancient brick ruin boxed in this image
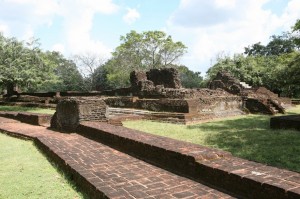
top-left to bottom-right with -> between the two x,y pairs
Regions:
209,71 -> 290,115
0,68 -> 298,198
1,68 -> 292,126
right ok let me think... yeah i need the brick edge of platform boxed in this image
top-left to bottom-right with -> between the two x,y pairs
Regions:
270,115 -> 300,130
1,115 -> 299,199
77,122 -> 300,199
34,137 -> 109,199
0,111 -> 52,126
0,129 -> 109,199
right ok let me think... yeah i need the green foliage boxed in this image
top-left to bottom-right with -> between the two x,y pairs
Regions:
103,30 -> 187,89
115,30 -> 187,69
124,106 -> 300,172
42,51 -> 84,92
244,32 -> 296,56
72,53 -> 106,91
91,64 -> 111,90
208,19 -> 300,97
207,52 -> 300,96
293,19 -> 300,47
178,65 -> 204,88
102,58 -> 131,88
0,34 -> 58,93
0,133 -> 86,198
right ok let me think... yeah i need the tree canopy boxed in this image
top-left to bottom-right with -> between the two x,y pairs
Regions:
101,30 -> 188,88
42,51 -> 84,92
208,19 -> 300,97
293,19 -> 300,47
244,33 -> 296,56
0,34 -> 58,94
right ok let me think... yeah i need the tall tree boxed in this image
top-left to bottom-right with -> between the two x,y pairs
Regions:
293,19 -> 300,48
207,52 -> 300,96
104,30 -> 187,88
72,53 -> 105,91
0,34 -> 57,94
178,65 -> 204,88
244,32 -> 296,56
41,51 -> 84,92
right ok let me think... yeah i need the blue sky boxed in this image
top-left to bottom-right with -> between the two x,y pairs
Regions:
0,0 -> 299,75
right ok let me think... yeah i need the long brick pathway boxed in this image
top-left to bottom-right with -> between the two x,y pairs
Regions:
0,117 -> 234,199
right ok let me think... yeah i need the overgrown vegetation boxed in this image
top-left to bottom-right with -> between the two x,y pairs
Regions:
123,105 -> 300,173
0,133 -> 86,199
207,20 -> 300,97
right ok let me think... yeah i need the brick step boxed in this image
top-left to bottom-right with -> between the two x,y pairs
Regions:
0,111 -> 52,126
77,122 -> 300,199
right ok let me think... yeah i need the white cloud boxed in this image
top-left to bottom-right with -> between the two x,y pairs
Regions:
167,0 -> 300,74
0,23 -> 10,35
57,0 -> 118,58
123,8 -> 140,25
0,0 -> 119,58
0,0 -> 59,31
52,43 -> 65,53
214,0 -> 237,9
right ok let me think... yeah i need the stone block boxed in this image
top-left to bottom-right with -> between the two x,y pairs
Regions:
51,97 -> 108,131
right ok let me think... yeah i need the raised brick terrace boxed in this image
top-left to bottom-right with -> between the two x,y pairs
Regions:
0,116 -> 300,198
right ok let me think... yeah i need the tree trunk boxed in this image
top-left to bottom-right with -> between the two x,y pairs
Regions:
6,82 -> 17,96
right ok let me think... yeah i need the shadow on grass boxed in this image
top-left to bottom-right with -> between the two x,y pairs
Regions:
189,115 -> 300,173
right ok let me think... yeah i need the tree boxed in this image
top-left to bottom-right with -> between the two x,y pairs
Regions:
41,51 -> 84,92
207,52 -> 300,96
244,42 -> 267,56
91,64 -> 111,91
0,34 -> 57,94
279,53 -> 300,97
293,19 -> 300,48
115,30 -> 187,69
244,32 -> 296,56
72,53 -> 106,91
104,30 -> 187,88
178,65 -> 204,88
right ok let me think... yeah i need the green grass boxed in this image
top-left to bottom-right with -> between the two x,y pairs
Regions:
0,133 -> 87,199
123,105 -> 300,172
0,105 -> 55,114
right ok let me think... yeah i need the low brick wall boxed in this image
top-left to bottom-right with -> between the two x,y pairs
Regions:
0,111 -> 52,126
270,115 -> 300,130
34,138 -> 106,199
77,122 -> 231,177
291,99 -> 300,105
77,122 -> 300,199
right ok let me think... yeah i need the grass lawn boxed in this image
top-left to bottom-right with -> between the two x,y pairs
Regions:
0,105 -> 55,114
0,133 -> 86,199
123,105 -> 300,173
